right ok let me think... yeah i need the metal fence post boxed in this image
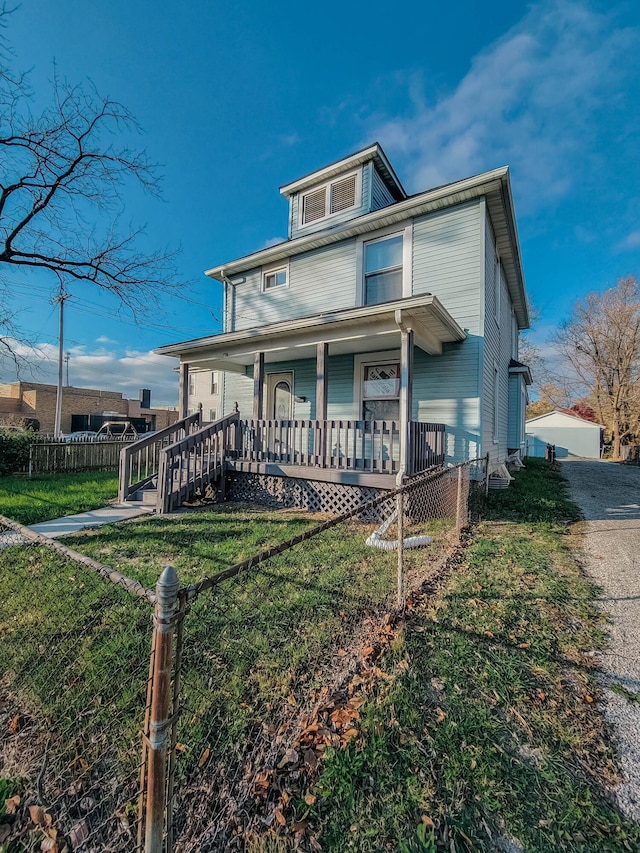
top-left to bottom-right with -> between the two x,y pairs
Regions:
396,489 -> 404,607
456,466 -> 464,535
145,565 -> 180,853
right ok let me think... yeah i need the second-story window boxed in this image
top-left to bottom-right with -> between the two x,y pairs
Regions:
210,371 -> 218,395
364,234 -> 403,305
263,266 -> 288,290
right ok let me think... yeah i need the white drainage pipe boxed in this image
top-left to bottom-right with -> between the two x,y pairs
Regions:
365,506 -> 433,552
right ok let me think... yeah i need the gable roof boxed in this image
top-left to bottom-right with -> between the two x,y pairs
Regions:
208,165 -> 529,329
526,410 -> 605,428
279,142 -> 406,202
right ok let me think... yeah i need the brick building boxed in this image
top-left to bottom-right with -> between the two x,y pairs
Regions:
0,382 -> 178,434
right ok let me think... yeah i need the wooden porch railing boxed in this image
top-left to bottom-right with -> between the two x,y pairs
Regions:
118,413 -> 201,502
407,421 -> 446,474
238,419 -> 444,474
156,412 -> 240,514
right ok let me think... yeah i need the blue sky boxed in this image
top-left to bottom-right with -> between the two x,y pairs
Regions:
2,0 -> 639,405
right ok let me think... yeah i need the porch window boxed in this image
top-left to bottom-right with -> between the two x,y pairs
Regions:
362,362 -> 400,420
364,234 -> 403,305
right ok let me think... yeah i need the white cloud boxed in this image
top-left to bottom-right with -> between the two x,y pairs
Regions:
262,236 -> 287,249
616,230 -> 640,251
364,0 -> 637,210
95,335 -> 117,344
0,339 -> 179,407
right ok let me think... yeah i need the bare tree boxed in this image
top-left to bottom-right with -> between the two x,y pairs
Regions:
555,276 -> 640,460
0,9 -> 180,363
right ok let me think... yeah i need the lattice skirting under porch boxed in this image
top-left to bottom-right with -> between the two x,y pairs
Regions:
226,472 -> 392,520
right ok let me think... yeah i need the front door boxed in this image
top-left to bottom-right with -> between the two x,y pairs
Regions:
266,372 -> 294,420
265,372 -> 294,461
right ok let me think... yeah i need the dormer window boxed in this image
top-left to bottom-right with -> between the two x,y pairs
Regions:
300,171 -> 359,226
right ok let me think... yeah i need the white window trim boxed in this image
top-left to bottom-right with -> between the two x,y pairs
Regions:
298,169 -> 361,229
355,223 -> 413,307
493,360 -> 500,444
261,260 -> 290,293
353,350 -> 401,420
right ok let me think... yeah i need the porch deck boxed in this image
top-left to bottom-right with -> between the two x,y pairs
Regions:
118,413 -> 446,513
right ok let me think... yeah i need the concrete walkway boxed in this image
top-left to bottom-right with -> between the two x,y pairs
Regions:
561,458 -> 640,822
28,502 -> 154,539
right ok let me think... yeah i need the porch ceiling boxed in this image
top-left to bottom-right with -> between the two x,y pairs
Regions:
156,294 -> 466,371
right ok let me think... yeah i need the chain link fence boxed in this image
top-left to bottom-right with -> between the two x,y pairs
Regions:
0,458 -> 487,852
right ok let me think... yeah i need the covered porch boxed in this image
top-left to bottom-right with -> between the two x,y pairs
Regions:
158,294 -> 465,487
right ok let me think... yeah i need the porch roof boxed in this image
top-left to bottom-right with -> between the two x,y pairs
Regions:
155,294 -> 466,372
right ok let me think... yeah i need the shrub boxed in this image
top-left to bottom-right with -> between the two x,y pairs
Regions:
0,430 -> 34,476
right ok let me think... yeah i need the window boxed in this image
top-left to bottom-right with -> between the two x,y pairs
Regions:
300,172 -> 359,226
209,408 -> 217,421
263,268 -> 288,290
364,234 -> 403,305
188,374 -> 195,396
210,371 -> 219,395
362,362 -> 400,420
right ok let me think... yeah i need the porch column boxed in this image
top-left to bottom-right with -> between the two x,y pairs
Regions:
316,343 -> 328,467
399,328 -> 414,477
316,343 -> 328,420
253,352 -> 265,420
179,362 -> 189,419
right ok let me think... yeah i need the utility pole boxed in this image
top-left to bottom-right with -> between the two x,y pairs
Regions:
53,285 -> 70,437
65,351 -> 70,387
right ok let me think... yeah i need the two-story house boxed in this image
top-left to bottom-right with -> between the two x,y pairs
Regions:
122,144 -> 530,513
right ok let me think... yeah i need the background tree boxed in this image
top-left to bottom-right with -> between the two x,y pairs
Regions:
555,276 -> 640,460
0,10 -> 180,364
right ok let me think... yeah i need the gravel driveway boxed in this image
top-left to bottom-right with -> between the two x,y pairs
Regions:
561,458 -> 640,821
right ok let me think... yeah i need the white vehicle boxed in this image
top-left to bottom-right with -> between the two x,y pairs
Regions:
96,421 -> 138,439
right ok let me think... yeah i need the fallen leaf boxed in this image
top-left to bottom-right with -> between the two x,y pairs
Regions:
421,815 -> 435,828
337,649 -> 347,657
40,839 -> 58,853
69,820 -> 89,848
175,743 -> 186,752
286,694 -> 297,706
585,693 -> 594,704
361,645 -> 374,658
397,660 -> 409,670
5,795 -> 20,814
8,714 -> 23,734
536,690 -> 546,701
518,642 -> 531,649
435,707 -> 447,724
483,630 -> 494,638
273,807 -> 286,827
198,747 -> 210,769
431,677 -> 445,691
303,748 -> 318,771
29,805 -> 47,826
277,748 -> 299,769
304,792 -> 317,806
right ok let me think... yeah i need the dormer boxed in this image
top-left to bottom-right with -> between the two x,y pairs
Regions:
280,143 -> 407,240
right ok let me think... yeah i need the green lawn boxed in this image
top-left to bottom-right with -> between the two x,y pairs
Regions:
306,459 -> 640,853
0,471 -> 118,525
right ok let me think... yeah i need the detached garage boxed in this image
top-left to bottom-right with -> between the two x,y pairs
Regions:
525,410 -> 604,459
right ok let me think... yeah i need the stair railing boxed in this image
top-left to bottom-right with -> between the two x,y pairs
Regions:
156,412 -> 240,514
118,413 -> 201,502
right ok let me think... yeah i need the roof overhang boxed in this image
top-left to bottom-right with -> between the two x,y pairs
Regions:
279,142 -> 406,201
209,166 -> 529,330
508,359 -> 533,385
155,294 -> 466,371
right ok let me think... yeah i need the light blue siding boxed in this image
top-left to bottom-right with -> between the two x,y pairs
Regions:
231,239 -> 357,332
508,373 -> 524,449
371,165 -> 395,211
482,210 -> 516,463
412,201 -> 483,332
